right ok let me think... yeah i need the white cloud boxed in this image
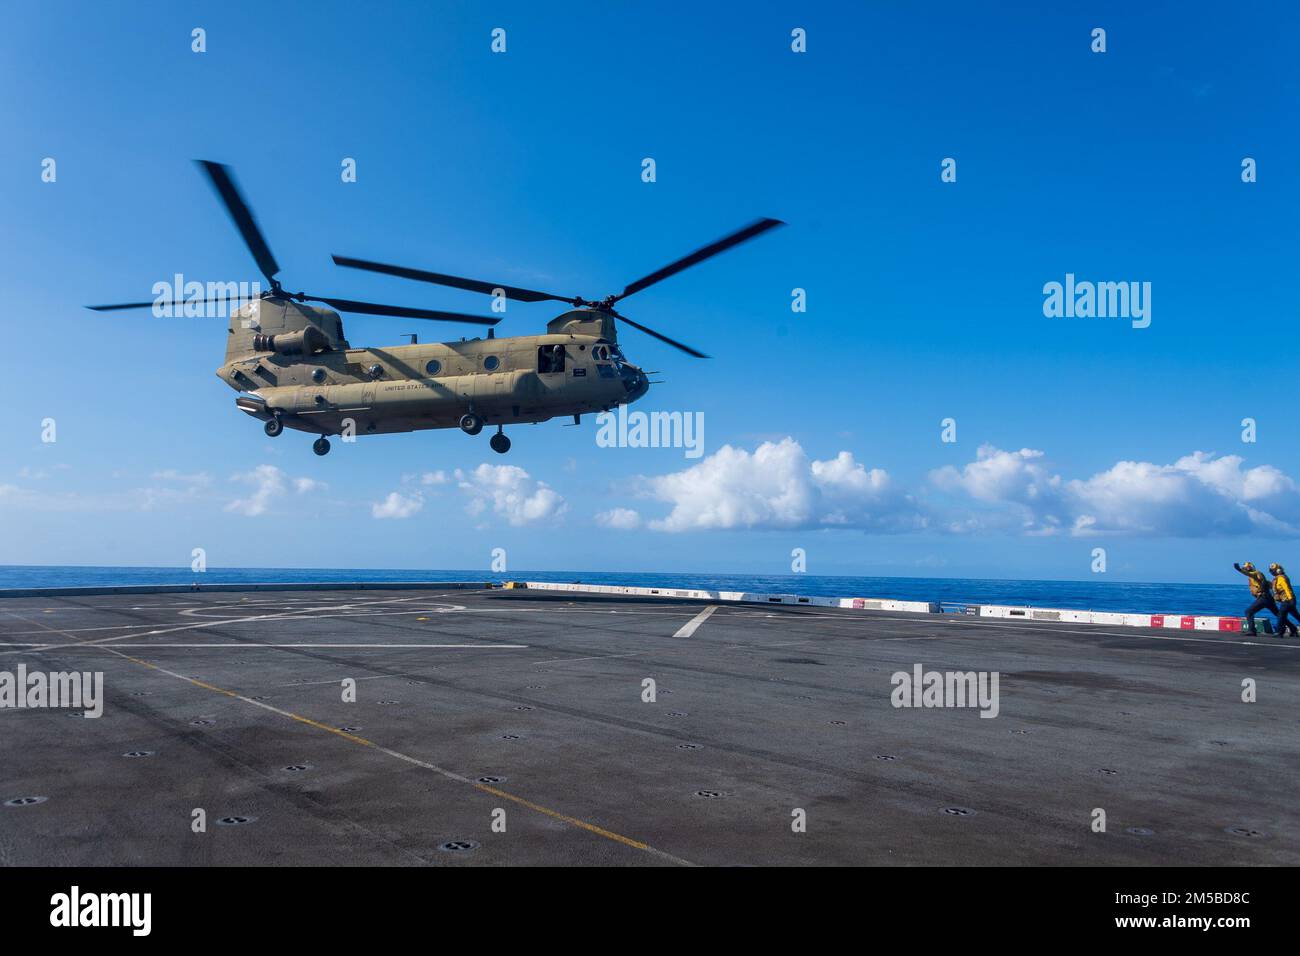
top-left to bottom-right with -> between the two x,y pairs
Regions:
931,445 -> 1300,537
420,470 -> 448,486
225,465 -> 324,517
1067,452 -> 1300,536
454,464 -> 566,526
596,507 -> 643,530
0,484 -> 93,511
0,481 -> 206,513
137,485 -> 204,511
809,450 -> 908,527
930,445 -> 1066,533
640,438 -> 923,533
611,438 -> 1300,539
151,469 -> 212,485
372,491 -> 424,519
932,446 -> 1056,504
14,464 -> 69,481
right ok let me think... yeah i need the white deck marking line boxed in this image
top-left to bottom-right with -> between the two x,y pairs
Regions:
277,674 -> 398,687
533,651 -> 645,666
0,643 -> 528,649
673,605 -> 718,638
0,596 -> 457,656
177,600 -> 465,619
0,623 -> 149,636
440,607 -> 706,615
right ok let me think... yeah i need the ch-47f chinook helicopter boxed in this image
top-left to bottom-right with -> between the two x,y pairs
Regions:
89,161 -> 783,456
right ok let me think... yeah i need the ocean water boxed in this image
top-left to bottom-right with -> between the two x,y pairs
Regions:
0,565 -> 1250,617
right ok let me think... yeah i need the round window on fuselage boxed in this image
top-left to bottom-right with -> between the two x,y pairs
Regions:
426,359 -> 442,375
483,355 -> 500,371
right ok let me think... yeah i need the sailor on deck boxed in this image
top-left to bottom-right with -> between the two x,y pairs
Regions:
1269,563 -> 1299,638
1234,562 -> 1277,636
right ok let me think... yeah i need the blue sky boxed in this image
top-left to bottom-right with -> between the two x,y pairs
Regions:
1,0 -> 1297,583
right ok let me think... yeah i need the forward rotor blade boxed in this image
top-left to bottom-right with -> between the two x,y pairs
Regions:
305,294 -> 500,325
86,300 -> 168,312
608,308 -> 708,358
196,160 -> 281,285
86,297 -> 254,313
616,217 -> 784,302
332,255 -> 572,304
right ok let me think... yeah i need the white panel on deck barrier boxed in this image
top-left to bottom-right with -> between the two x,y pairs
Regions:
519,583 -> 1235,631
523,582 -> 936,613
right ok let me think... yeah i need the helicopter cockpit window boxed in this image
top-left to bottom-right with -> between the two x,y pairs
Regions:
593,345 -> 610,362
537,344 -> 566,374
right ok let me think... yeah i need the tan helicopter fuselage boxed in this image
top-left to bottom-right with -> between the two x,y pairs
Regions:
216,298 -> 649,437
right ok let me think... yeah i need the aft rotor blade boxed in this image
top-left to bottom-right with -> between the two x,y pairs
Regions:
196,160 -> 281,285
306,294 -> 501,325
332,255 -> 572,304
609,309 -> 708,358
616,217 -> 784,302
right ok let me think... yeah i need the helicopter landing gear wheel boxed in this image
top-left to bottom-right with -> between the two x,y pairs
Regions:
264,416 -> 284,438
459,412 -> 484,436
312,437 -> 331,456
489,429 -> 511,454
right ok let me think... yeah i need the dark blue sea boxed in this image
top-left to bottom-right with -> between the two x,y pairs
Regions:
0,565 -> 1248,617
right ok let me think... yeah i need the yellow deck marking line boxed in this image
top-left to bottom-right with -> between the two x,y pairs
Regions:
672,605 -> 719,638
108,650 -> 691,865
135,660 -> 379,747
6,607 -> 694,865
472,783 -> 651,851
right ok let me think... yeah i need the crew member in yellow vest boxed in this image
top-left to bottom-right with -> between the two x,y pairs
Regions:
1234,562 -> 1277,636
1269,563 -> 1299,638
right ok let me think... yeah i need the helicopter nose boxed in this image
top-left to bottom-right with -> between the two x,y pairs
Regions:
623,369 -> 649,403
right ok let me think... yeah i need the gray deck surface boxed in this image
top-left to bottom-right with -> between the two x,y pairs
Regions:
0,587 -> 1295,866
